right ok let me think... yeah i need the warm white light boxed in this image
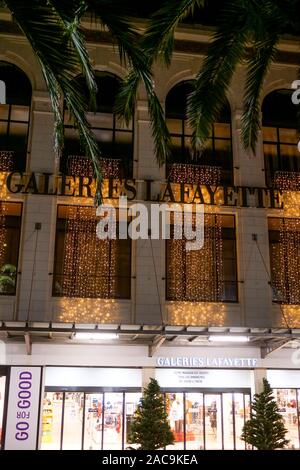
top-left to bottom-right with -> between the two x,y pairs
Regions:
74,332 -> 119,340
209,335 -> 249,343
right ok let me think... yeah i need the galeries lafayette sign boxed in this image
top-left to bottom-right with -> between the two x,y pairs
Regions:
156,356 -> 258,368
3,172 -> 284,209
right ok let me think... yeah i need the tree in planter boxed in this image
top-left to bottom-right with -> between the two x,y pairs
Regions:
242,378 -> 289,450
128,378 -> 174,450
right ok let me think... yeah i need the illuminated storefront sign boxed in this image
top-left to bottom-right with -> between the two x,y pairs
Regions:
156,356 -> 258,368
3,172 -> 284,209
5,366 -> 42,450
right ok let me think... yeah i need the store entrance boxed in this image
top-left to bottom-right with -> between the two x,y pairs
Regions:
41,390 -> 141,450
164,390 -> 251,450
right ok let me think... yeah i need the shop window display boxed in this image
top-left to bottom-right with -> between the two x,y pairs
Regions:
275,389 -> 300,449
42,390 -> 141,450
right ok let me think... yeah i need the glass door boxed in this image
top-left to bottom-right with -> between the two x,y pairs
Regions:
62,392 -> 84,449
84,393 -> 103,450
222,393 -> 234,449
103,392 -> 123,450
41,392 -> 63,450
185,393 -> 204,450
234,393 -> 247,449
166,393 -> 184,449
124,393 -> 142,449
204,394 -> 222,449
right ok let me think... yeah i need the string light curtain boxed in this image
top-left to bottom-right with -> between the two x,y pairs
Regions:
168,163 -> 221,185
0,151 -> 13,264
68,155 -> 122,179
270,217 -> 300,304
273,171 -> 300,191
166,213 -> 223,302
59,205 -> 117,298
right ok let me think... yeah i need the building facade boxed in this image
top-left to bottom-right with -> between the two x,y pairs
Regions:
0,10 -> 300,450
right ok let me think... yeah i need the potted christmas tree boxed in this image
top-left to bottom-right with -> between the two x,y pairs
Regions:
128,378 -> 174,450
242,378 -> 289,450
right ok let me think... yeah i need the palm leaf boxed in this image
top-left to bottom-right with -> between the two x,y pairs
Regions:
187,0 -> 250,151
49,0 -> 97,109
6,0 -> 102,204
241,0 -> 288,151
142,0 -> 205,66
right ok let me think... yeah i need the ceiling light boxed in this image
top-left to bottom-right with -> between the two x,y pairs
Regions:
209,335 -> 249,343
74,332 -> 119,340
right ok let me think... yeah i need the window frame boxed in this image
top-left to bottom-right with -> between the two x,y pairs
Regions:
52,204 -> 132,300
165,213 -> 238,303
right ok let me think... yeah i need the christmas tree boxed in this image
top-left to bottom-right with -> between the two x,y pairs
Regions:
242,378 -> 289,450
128,378 -> 174,450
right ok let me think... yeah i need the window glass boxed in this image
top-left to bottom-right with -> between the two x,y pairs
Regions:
103,393 -> 123,450
166,81 -> 232,184
166,214 -> 237,302
62,73 -> 133,177
268,217 -> 300,304
262,90 -> 300,185
166,393 -> 184,449
84,393 -> 103,450
185,393 -> 204,450
62,392 -> 84,450
53,205 -> 131,300
0,202 -> 22,295
41,392 -> 63,450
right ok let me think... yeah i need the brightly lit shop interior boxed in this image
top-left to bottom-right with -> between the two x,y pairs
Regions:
39,367 -> 300,450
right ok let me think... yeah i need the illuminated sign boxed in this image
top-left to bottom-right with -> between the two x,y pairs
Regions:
3,172 -> 284,209
156,356 -> 258,368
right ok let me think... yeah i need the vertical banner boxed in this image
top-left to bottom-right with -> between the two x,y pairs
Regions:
5,367 -> 42,450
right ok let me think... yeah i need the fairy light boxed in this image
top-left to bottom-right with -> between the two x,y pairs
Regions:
168,163 -> 221,185
271,217 -> 300,304
60,205 -> 117,301
57,298 -> 119,323
273,171 -> 300,191
280,305 -> 300,328
270,181 -> 300,306
167,301 -> 225,326
167,212 -> 223,302
68,155 -> 122,179
0,151 -> 13,264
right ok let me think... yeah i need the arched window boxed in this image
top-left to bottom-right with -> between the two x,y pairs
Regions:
165,81 -> 233,185
62,72 -> 133,178
262,89 -> 300,187
0,62 -> 32,172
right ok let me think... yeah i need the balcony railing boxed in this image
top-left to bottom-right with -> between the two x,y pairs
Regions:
0,151 -> 13,172
168,163 -> 221,185
273,171 -> 300,191
67,155 -> 123,179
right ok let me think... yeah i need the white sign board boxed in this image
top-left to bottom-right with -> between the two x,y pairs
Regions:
267,369 -> 300,389
45,367 -> 142,388
156,368 -> 252,388
156,356 -> 258,368
5,367 -> 42,450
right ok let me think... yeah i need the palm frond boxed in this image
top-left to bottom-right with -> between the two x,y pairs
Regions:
92,1 -> 172,164
49,0 -> 97,109
142,0 -> 206,66
187,0 -> 250,151
242,37 -> 279,152
89,0 -> 145,70
241,0 -> 287,151
6,0 -> 102,203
